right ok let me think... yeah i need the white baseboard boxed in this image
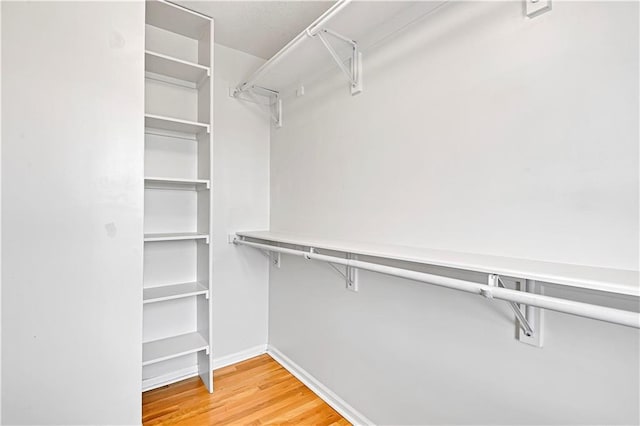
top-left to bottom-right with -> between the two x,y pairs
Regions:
142,366 -> 199,392
267,345 -> 374,426
142,344 -> 268,392
213,344 -> 268,369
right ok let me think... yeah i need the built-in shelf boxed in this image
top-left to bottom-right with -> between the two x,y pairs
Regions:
235,231 -> 640,297
145,114 -> 210,135
234,1 -> 446,97
145,177 -> 210,191
145,50 -> 210,84
146,0 -> 211,40
143,282 -> 209,304
144,0 -> 214,394
144,232 -> 209,243
143,332 -> 209,366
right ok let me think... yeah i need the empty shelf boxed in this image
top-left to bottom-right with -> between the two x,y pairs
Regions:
144,232 -> 209,243
145,177 -> 210,191
146,0 -> 211,40
145,50 -> 210,83
145,114 -> 210,134
144,282 -> 209,304
235,231 -> 640,297
143,332 -> 209,366
235,2 -> 446,96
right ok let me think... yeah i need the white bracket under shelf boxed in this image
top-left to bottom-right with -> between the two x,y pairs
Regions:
326,253 -> 359,292
525,0 -> 552,18
231,85 -> 282,128
486,274 -> 543,347
313,28 -> 363,96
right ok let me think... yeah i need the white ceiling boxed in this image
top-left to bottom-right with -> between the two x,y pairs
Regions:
174,1 -> 335,59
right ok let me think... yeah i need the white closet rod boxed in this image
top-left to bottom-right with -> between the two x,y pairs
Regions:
232,0 -> 352,96
234,238 -> 640,329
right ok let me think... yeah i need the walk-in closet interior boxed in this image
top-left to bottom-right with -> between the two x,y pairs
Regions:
1,0 -> 639,424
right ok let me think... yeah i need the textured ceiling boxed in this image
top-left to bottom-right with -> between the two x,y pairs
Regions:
173,1 -> 335,59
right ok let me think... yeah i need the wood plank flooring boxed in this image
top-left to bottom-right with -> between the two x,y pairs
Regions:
142,354 -> 350,425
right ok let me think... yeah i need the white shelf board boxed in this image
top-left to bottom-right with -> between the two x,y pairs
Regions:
142,332 -> 208,366
144,232 -> 209,243
236,231 -> 640,297
145,114 -> 209,135
236,2 -> 447,95
145,176 -> 210,191
143,281 -> 209,304
145,50 -> 209,84
146,0 -> 211,40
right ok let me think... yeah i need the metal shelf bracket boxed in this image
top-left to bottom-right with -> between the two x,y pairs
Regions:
313,28 -> 363,95
487,274 -> 544,347
525,0 -> 552,18
232,85 -> 283,128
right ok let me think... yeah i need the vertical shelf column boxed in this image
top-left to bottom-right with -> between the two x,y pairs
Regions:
143,0 -> 214,393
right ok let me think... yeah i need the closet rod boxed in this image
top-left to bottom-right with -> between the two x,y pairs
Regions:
233,238 -> 640,329
232,0 -> 352,96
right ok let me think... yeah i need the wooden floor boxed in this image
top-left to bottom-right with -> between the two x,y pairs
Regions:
142,354 -> 350,425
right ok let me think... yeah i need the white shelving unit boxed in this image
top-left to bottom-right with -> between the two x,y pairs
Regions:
233,231 -> 640,337
232,0 -> 448,127
143,0 -> 214,393
235,231 -> 639,297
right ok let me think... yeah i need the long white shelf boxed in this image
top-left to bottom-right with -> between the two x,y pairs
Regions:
234,1 -> 447,96
143,282 -> 209,304
145,50 -> 210,84
145,114 -> 210,135
235,231 -> 640,297
143,332 -> 209,366
144,232 -> 209,243
145,176 -> 210,191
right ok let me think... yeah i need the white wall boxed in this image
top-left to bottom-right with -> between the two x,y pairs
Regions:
212,44 -> 271,360
0,3 -> 3,422
1,2 -> 144,425
269,1 -> 639,424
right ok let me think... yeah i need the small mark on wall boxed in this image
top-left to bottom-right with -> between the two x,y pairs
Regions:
109,31 -> 125,49
105,222 -> 117,238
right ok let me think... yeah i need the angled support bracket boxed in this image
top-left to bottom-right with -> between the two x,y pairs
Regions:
486,274 -> 543,347
252,85 -> 283,128
313,28 -> 363,95
309,249 -> 358,292
231,234 -> 281,267
233,85 -> 282,128
525,0 -> 552,18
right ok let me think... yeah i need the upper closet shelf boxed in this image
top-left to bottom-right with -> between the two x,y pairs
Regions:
145,50 -> 210,84
235,231 -> 639,297
145,177 -> 210,191
144,232 -> 209,243
145,114 -> 209,135
232,1 -> 447,102
146,0 -> 211,40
